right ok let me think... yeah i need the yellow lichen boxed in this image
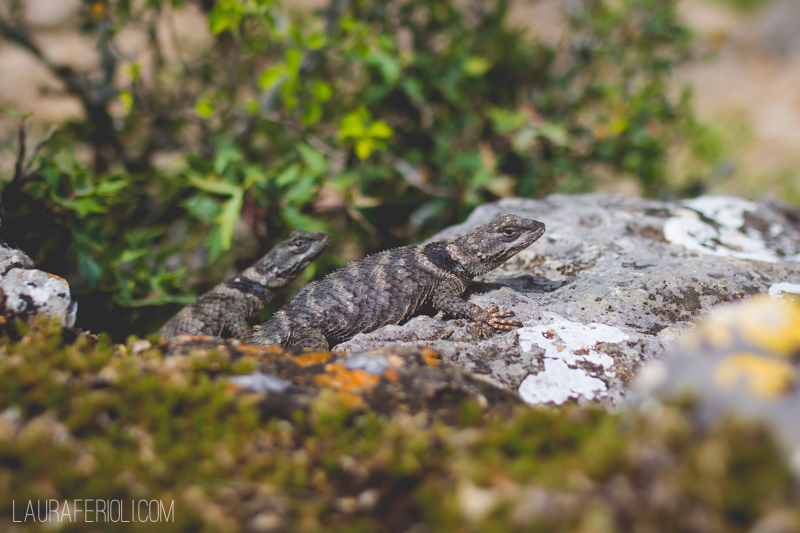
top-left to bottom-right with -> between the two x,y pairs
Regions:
697,322 -> 735,351
713,353 -> 797,399
735,297 -> 800,357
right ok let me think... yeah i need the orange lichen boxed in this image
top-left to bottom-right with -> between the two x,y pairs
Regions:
314,363 -> 380,392
295,352 -> 332,367
421,348 -> 441,367
225,382 -> 245,392
45,273 -> 69,286
383,369 -> 399,383
236,344 -> 283,357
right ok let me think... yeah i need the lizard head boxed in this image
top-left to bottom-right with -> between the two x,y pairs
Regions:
451,214 -> 545,275
258,230 -> 331,287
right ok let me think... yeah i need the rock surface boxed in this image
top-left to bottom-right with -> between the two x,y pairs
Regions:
0,242 -> 77,327
162,336 -> 521,420
337,194 -> 800,407
633,294 -> 800,477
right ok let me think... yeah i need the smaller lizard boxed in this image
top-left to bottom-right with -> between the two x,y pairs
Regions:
158,230 -> 330,340
249,214 -> 545,350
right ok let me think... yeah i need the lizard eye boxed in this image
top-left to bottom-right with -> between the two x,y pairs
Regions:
292,239 -> 309,252
503,227 -> 518,237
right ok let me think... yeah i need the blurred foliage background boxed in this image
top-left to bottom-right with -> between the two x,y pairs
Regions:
0,0 -> 759,339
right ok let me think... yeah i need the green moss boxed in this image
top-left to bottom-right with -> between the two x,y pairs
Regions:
0,320 -> 797,531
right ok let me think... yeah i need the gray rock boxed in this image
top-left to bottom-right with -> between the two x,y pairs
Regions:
337,194 -> 800,407
0,244 -> 77,327
631,295 -> 800,476
0,244 -> 35,275
228,371 -> 292,394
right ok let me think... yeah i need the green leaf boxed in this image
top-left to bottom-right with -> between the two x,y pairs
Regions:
355,139 -> 373,159
56,197 -> 107,217
195,100 -> 214,119
303,103 -> 323,126
209,0 -> 243,34
111,248 -> 149,267
182,195 -> 222,220
214,145 -> 241,175
258,64 -> 285,90
282,173 -> 317,204
487,107 -> 528,134
297,143 -> 327,175
286,48 -> 303,75
188,174 -> 240,196
306,32 -> 326,50
95,180 -> 129,195
281,205 -> 327,233
123,62 -> 141,80
274,164 -> 301,186
533,122 -> 569,146
119,90 -> 133,115
365,51 -> 400,84
367,121 -> 392,139
463,56 -> 492,77
206,225 -> 224,262
340,111 -> 367,139
243,165 -> 269,188
313,81 -> 333,102
76,249 -> 102,289
212,191 -> 243,259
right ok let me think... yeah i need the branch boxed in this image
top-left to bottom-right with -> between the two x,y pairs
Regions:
1,120 -> 58,214
0,119 -> 57,244
394,161 -> 460,199
25,125 -> 58,172
0,15 -> 121,172
12,120 -> 26,187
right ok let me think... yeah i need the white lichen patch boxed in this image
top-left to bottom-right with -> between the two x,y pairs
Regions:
682,195 -> 757,229
769,283 -> 800,302
516,320 -> 629,405
664,195 -> 800,263
519,359 -> 607,405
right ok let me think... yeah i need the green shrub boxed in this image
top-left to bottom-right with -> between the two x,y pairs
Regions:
1,0 -> 702,338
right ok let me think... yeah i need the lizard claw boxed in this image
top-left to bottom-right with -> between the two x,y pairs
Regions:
474,305 -> 523,338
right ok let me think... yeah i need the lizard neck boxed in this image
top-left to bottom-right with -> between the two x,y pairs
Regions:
444,241 -> 489,277
422,241 -> 473,281
223,273 -> 276,305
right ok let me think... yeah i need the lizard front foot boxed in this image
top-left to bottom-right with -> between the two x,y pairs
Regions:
474,305 -> 523,338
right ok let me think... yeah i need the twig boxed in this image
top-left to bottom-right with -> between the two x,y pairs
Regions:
2,120 -> 58,214
24,125 -> 58,171
394,160 -> 460,199
12,120 -> 26,186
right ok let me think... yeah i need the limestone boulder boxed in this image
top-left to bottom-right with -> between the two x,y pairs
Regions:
337,194 -> 800,407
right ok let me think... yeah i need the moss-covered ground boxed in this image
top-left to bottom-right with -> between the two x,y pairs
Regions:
0,319 -> 798,532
